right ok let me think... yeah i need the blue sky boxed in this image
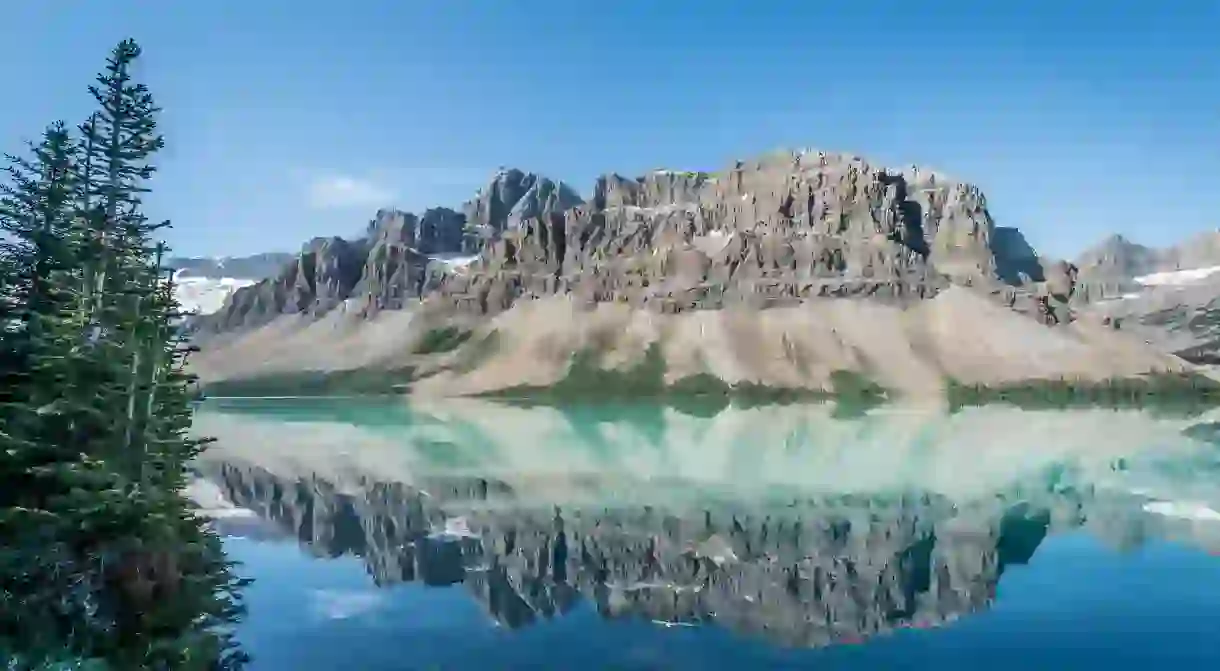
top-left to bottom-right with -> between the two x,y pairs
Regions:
2,1 -> 1217,259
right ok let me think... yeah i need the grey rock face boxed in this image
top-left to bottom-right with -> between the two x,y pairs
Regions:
1072,234 -> 1160,305
1073,230 -> 1220,306
992,227 -> 1044,285
200,168 -> 586,330
432,152 -> 1037,316
463,169 -> 583,249
352,209 -> 462,311
197,236 -> 367,334
364,207 -> 466,257
203,149 -> 1072,334
1071,230 -> 1220,360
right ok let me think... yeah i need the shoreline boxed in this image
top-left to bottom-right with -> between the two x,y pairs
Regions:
198,368 -> 1220,416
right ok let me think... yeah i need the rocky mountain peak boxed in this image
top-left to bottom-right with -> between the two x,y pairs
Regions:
462,168 -> 584,244
363,207 -> 467,255
197,236 -> 367,334
432,150 -> 1037,316
1076,234 -> 1155,269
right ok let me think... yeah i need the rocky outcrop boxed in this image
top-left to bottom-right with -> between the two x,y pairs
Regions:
197,236 -> 367,334
1072,234 -> 1160,305
361,207 -> 467,257
203,150 -> 1066,334
1069,231 -> 1220,362
350,209 -> 461,312
197,170 -> 583,332
463,168 -> 583,245
431,152 -> 1028,316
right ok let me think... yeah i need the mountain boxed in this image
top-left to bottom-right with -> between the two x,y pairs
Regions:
188,148 -> 1203,398
1071,234 -> 1161,304
1073,231 -> 1220,363
164,252 -> 295,316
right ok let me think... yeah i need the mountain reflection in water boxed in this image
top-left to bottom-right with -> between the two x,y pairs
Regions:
190,399 -> 1220,667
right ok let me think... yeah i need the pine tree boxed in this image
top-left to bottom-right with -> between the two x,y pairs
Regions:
0,40 -> 248,670
0,122 -> 129,668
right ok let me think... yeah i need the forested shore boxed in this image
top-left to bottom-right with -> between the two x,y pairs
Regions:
0,41 -> 247,669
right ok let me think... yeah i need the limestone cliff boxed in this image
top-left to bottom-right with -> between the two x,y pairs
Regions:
434,153 -> 1018,316
202,150 -> 1058,334
199,236 -> 366,334
190,148 -> 1205,395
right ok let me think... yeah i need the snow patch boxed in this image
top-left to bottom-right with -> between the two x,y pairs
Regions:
430,254 -> 479,270
172,271 -> 255,315
1134,265 -> 1220,287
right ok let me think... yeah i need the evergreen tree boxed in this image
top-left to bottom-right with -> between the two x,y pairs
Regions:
0,40 -> 248,670
0,122 -> 95,663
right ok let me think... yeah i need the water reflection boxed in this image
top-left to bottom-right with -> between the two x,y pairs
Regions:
191,400 -> 1220,654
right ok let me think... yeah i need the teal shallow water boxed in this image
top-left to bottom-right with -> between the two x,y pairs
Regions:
192,398 -> 1220,670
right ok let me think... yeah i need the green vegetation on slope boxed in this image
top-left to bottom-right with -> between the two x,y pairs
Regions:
198,328 -> 1220,418
451,328 -> 501,373
412,325 -> 472,354
203,366 -> 418,397
481,343 -> 889,412
947,373 -> 1220,415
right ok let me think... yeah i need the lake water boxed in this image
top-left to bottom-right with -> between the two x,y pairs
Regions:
189,398 -> 1220,670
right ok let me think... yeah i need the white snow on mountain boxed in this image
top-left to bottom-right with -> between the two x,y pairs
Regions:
172,270 -> 254,315
426,253 -> 479,275
1133,265 -> 1220,287
1095,265 -> 1220,307
431,253 -> 479,270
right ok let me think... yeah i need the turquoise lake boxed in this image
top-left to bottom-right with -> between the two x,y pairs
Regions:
189,398 -> 1220,670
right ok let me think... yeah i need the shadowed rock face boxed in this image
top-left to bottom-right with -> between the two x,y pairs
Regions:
197,236 -> 368,333
351,209 -> 466,312
198,459 -> 1174,647
464,168 -> 584,243
359,207 -> 468,258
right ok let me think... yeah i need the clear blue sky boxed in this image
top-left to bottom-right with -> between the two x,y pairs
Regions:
3,1 -> 1217,260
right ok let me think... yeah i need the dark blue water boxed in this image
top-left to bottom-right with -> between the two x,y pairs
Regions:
192,399 -> 1220,670
222,533 -> 1220,670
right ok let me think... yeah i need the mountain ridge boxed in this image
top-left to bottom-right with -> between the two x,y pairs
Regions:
186,147 -> 1208,399
198,150 -> 1075,331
